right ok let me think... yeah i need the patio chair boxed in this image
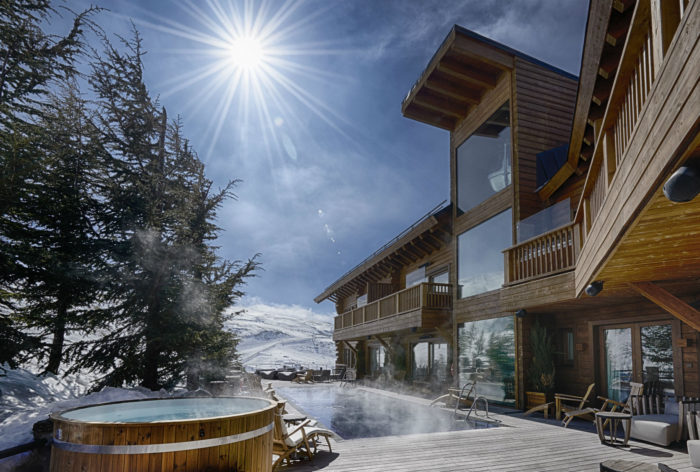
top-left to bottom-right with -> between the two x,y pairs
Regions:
558,383 -> 596,427
273,403 -> 314,470
339,367 -> 356,386
272,402 -> 338,470
523,383 -> 595,425
330,364 -> 346,381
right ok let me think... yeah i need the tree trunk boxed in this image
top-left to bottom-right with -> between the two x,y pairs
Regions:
46,299 -> 67,374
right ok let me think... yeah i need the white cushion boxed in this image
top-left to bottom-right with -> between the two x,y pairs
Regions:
623,414 -> 678,446
688,440 -> 700,468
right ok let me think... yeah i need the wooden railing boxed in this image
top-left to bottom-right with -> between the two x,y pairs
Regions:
504,222 -> 582,285
334,283 -> 452,331
577,0 -> 684,238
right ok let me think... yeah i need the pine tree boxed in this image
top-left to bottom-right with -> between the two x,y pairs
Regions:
0,1 -> 95,367
11,85 -> 106,374
75,32 -> 258,390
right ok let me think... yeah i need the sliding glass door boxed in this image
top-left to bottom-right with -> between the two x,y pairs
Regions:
600,321 -> 674,402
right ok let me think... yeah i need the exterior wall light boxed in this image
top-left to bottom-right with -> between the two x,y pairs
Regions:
515,309 -> 527,318
585,280 -> 604,297
663,165 -> 700,202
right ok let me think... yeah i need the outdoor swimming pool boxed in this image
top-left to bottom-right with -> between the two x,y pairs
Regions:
276,385 -> 498,439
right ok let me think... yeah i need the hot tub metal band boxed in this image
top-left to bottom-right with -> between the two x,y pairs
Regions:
52,423 -> 273,455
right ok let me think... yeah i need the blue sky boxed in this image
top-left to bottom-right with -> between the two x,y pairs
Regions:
66,0 -> 588,316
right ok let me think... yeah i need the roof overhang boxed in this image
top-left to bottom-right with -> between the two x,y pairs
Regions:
401,26 -> 514,130
314,204 -> 451,304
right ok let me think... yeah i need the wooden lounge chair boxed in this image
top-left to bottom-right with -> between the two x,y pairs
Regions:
272,403 -> 314,470
568,382 -> 644,430
523,383 -> 595,424
330,364 -> 346,381
272,402 -> 338,470
339,368 -> 356,386
557,383 -> 596,427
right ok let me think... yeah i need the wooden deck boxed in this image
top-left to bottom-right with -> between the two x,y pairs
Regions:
276,385 -> 695,471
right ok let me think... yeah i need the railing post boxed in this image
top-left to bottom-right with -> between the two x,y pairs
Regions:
650,0 -> 681,79
504,250 -> 512,284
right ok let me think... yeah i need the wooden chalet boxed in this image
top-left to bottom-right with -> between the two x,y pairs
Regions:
314,203 -> 453,384
316,0 -> 700,409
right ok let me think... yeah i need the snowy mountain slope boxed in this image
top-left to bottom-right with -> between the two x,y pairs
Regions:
228,301 -> 336,371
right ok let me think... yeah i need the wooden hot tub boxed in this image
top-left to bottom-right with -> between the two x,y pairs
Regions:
49,396 -> 276,472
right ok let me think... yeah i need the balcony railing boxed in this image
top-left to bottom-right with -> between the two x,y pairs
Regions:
504,222 -> 582,285
334,282 -> 452,331
577,0 -> 686,238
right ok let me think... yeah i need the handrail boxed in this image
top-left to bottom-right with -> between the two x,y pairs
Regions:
503,222 -> 581,285
334,282 -> 452,330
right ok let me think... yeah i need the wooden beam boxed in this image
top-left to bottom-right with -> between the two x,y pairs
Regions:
372,335 -> 394,355
606,8 -> 633,46
628,282 -> 700,332
613,0 -> 635,13
413,92 -> 469,118
342,340 -> 358,356
424,76 -> 481,104
437,60 -> 498,90
592,78 -> 612,106
451,34 -> 514,71
420,234 -> 443,251
434,326 -> 454,347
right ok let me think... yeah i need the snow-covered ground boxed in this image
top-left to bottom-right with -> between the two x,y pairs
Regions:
232,301 -> 336,370
0,301 -> 335,468
0,364 -> 166,470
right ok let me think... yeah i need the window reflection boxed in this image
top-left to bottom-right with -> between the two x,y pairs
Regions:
457,209 -> 512,298
458,317 -> 515,405
641,324 -> 674,394
412,343 -> 429,380
457,102 -> 511,213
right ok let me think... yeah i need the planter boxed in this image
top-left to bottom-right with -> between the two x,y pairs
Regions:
525,391 -> 548,410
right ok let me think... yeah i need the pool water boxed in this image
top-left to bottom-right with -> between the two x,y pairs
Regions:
60,397 -> 271,423
276,385 -> 498,439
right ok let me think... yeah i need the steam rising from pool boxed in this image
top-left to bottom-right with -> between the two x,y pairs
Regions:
277,385 -> 497,439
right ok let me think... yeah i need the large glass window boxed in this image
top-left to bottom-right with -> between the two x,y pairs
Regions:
457,102 -> 511,213
458,316 -> 515,405
517,198 -> 571,243
457,209 -> 512,298
406,266 -> 426,287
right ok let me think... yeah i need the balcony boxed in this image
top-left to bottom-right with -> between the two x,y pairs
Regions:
504,222 -> 582,286
574,0 -> 699,294
333,283 -> 452,341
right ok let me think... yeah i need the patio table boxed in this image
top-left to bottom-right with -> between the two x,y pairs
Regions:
595,411 -> 632,446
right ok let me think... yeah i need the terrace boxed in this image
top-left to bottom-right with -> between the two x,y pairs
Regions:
272,381 -> 696,471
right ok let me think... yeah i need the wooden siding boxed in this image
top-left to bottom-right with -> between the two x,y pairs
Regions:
501,271 -> 576,312
453,289 -> 508,324
512,58 -> 578,222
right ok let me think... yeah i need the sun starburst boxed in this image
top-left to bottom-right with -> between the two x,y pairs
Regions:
127,0 -> 354,162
